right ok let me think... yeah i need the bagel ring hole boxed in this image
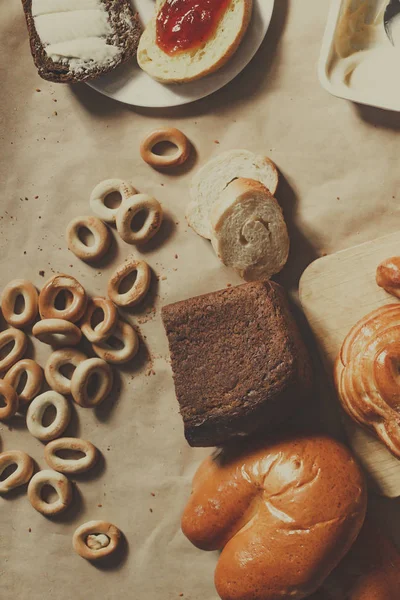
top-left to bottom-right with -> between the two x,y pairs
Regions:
118,270 -> 137,294
104,191 -> 122,209
78,226 -> 95,248
54,289 -> 73,310
41,484 -> 59,504
59,363 -> 76,380
86,533 -> 111,550
56,448 -> 85,461
0,463 -> 17,481
105,335 -> 124,350
86,371 -> 101,399
91,307 -> 105,330
42,404 -> 57,427
152,140 -> 178,157
0,340 -> 15,361
130,209 -> 148,233
14,294 -> 26,315
16,370 -> 28,394
0,394 -> 7,408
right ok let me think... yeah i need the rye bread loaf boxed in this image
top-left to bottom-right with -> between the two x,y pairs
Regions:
21,0 -> 141,83
161,281 -> 312,447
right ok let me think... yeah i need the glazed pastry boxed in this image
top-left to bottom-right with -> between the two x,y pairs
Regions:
376,256 -> 400,298
182,435 -> 366,600
334,304 -> 400,458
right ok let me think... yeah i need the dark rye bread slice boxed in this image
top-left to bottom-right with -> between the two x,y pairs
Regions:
162,281 -> 313,447
21,0 -> 141,83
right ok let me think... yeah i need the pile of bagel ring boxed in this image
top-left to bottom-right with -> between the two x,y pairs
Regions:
0,265 -> 153,560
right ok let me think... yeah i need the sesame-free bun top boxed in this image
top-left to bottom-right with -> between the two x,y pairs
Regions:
181,435 -> 367,600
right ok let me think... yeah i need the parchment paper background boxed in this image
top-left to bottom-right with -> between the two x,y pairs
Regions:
1,2 -> 400,599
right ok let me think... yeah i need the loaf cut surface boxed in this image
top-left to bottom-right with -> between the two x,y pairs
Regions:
210,177 -> 289,281
22,0 -> 142,83
187,150 -> 279,239
162,281 -> 312,447
137,0 -> 252,83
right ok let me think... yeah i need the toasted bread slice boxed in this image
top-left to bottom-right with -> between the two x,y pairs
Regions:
21,0 -> 142,83
137,0 -> 253,83
187,149 -> 279,239
210,178 -> 289,281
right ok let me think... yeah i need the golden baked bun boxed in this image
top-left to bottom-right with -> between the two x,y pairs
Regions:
181,435 -> 366,600
334,304 -> 400,458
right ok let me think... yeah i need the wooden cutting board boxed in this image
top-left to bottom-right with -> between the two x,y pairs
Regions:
299,231 -> 400,498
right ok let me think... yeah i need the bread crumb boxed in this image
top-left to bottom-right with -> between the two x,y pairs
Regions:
53,111 -> 58,116
151,492 -> 155,497
214,140 -> 220,144
227,283 -> 232,287
28,528 -> 32,533
39,270 -> 45,277
161,276 -> 167,281
34,195 -> 39,199
179,595 -> 184,598
53,99 -> 57,102
98,504 -> 102,508
149,508 -> 153,513
337,197 -> 340,200
36,88 -> 41,92
174,254 -> 178,259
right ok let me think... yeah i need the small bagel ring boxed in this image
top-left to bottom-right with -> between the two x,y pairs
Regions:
0,328 -> 28,372
4,359 -> 44,406
39,274 -> 87,322
1,279 -> 38,328
28,469 -> 72,516
32,319 -> 82,347
45,437 -> 98,474
73,520 -> 122,560
0,379 -> 19,420
0,450 -> 34,493
108,257 -> 151,307
66,216 -> 111,262
80,297 -> 118,344
116,194 -> 163,245
90,179 -> 136,223
45,348 -> 87,395
140,127 -> 190,168
26,390 -> 71,441
92,320 -> 139,364
71,358 -> 113,408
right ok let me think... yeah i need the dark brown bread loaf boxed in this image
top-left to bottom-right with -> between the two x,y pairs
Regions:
162,281 -> 313,447
21,0 -> 141,83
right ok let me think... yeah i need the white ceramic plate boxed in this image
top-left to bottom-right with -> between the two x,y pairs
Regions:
88,0 -> 275,107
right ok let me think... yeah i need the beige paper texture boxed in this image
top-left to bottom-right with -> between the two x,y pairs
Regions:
1,1 -> 400,598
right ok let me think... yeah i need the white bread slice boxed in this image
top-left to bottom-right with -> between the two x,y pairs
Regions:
187,150 -> 279,239
210,178 -> 289,281
137,0 -> 253,83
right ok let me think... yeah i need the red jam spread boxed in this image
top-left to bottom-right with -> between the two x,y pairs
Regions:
156,0 -> 231,55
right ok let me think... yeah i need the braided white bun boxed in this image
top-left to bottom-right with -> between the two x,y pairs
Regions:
187,150 -> 279,239
210,177 -> 289,281
137,0 -> 253,84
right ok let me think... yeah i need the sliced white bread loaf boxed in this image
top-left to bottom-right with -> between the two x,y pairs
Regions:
210,177 -> 289,281
187,150 -> 279,239
137,0 -> 253,83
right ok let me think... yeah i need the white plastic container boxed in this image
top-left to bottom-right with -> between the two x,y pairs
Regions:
318,0 -> 400,111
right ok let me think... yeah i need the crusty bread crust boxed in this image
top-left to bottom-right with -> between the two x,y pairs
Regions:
162,281 -> 313,447
137,0 -> 253,84
21,0 -> 142,83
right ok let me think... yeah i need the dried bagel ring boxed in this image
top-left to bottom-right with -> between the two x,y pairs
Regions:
45,437 -> 98,474
90,179 -> 136,223
140,128 -> 190,169
28,469 -> 72,516
0,328 -> 28,372
80,297 -> 118,344
0,379 -> 19,420
71,358 -> 113,408
32,319 -> 82,347
66,216 -> 111,262
73,520 -> 122,560
108,258 -> 151,307
45,348 -> 87,395
116,194 -> 163,245
4,359 -> 44,406
0,450 -> 34,493
1,279 -> 38,328
92,320 -> 139,364
26,390 -> 71,441
39,274 -> 87,322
